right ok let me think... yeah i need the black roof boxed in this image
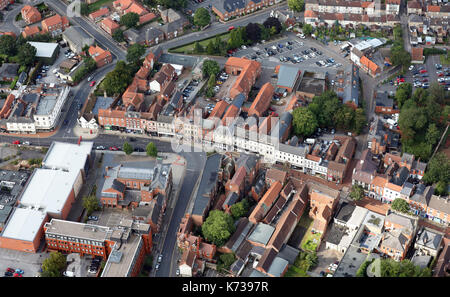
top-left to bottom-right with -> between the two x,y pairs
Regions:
192,154 -> 222,216
335,202 -> 356,223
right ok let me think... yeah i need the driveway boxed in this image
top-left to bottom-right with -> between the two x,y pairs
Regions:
310,244 -> 344,276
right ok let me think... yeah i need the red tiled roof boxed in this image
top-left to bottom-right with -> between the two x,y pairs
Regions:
22,26 -> 41,37
102,18 -> 120,30
208,100 -> 229,119
139,12 -> 157,24
89,7 -> 109,20
248,82 -> 274,117
411,47 -> 424,62
42,14 -> 65,28
427,5 -> 440,12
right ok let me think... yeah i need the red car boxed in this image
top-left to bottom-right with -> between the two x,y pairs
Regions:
13,273 -> 22,277
12,140 -> 20,145
419,69 -> 427,73
422,78 -> 428,82
90,81 -> 96,87
438,73 -> 444,77
228,26 -> 235,31
109,146 -> 119,151
397,78 -> 405,83
271,112 -> 279,117
6,268 -> 14,273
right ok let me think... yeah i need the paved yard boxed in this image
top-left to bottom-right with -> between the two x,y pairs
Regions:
310,244 -> 344,276
0,248 -> 49,277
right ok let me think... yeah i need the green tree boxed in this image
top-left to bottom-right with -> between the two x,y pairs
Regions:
245,23 -> 261,43
206,40 -> 215,55
202,210 -> 235,246
202,59 -> 220,79
41,252 -> 66,277
350,184 -> 365,201
217,253 -> 236,273
120,12 -> 140,28
288,0 -> 305,12
83,194 -> 100,216
230,199 -> 249,220
263,17 -> 282,35
391,198 -> 410,214
380,259 -> 431,277
292,107 -> 318,137
334,104 -> 355,130
425,123 -> 440,146
102,61 -> 133,95
123,142 -> 133,155
193,7 -> 210,27
423,153 -> 450,185
146,142 -> 158,157
305,252 -> 318,268
303,24 -> 313,35
126,43 -> 145,64
353,108 -> 367,134
16,43 -> 36,66
435,180 -> 448,196
112,29 -> 125,42
193,41 -> 203,53
80,3 -> 89,15
0,35 -> 17,56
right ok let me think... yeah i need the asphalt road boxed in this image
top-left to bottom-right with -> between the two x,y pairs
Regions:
155,150 -> 206,277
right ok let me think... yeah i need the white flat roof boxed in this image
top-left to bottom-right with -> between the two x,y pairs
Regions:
19,169 -> 78,215
28,42 -> 59,58
1,208 -> 46,242
347,206 -> 369,228
43,141 -> 93,171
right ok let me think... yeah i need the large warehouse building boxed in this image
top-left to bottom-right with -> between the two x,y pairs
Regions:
0,141 -> 94,252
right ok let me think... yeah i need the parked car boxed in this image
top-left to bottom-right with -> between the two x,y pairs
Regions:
228,26 -> 235,31
6,268 -> 14,273
176,268 -> 180,276
4,271 -> 13,277
88,216 -> 98,221
155,263 -> 160,270
408,65 -> 414,71
419,69 -> 427,74
157,254 -> 163,263
96,146 -> 105,150
12,140 -> 20,145
109,146 -> 119,151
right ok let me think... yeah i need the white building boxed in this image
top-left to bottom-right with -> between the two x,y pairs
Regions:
33,85 -> 70,130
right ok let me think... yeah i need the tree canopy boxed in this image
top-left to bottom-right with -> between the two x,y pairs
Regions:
391,199 -> 410,214
41,252 -> 66,277
288,0 -> 305,12
126,43 -> 145,64
194,7 -> 210,27
123,142 -> 133,155
202,59 -> 220,79
83,194 -> 100,216
292,107 -> 318,137
350,185 -> 365,201
0,35 -> 17,56
380,259 -> 431,277
423,153 -> 450,188
120,12 -> 140,28
146,142 -> 158,157
230,199 -> 249,220
102,61 -> 134,96
16,43 -> 36,66
202,210 -> 235,246
263,17 -> 282,35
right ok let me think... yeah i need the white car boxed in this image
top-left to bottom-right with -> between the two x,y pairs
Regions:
409,65 -> 414,71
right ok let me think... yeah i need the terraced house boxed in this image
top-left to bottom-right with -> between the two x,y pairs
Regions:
212,0 -> 279,21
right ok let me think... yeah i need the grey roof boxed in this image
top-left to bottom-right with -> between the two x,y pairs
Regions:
343,64 -> 359,106
266,256 -> 289,277
35,95 -> 58,115
0,204 -> 13,224
277,65 -> 300,89
21,93 -> 39,104
231,93 -> 245,109
102,177 -> 125,193
62,26 -> 94,51
325,222 -> 348,245
192,154 -> 222,216
225,217 -> 254,253
17,72 -> 27,84
400,182 -> 414,197
412,160 -> 427,172
416,228 -> 443,251
249,269 -> 267,277
352,149 -> 377,184
0,63 -> 19,78
277,244 -> 300,265
335,202 -> 356,223
428,195 -> 450,216
229,258 -> 245,275
223,192 -> 239,207
385,212 -> 415,234
382,229 -> 409,252
248,223 -> 275,245
118,166 -> 154,180
160,18 -> 184,34
235,153 -> 258,174
389,166 -> 410,186
214,0 -> 263,14
411,254 -> 432,269
253,171 -> 266,195
279,143 -> 308,157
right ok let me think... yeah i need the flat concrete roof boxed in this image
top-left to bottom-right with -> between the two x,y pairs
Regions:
1,207 -> 46,242
43,141 -> 93,172
44,219 -> 110,242
28,42 -> 58,58
101,234 -> 142,277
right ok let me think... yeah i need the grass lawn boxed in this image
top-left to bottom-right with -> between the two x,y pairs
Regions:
284,265 -> 309,277
88,0 -> 114,13
299,213 -> 322,252
170,32 -> 231,54
440,54 -> 450,65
